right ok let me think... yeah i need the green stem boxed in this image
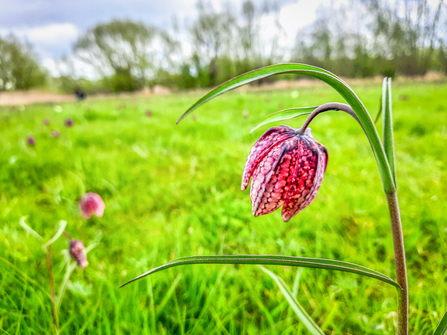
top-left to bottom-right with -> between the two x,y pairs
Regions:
386,191 -> 408,335
297,102 -> 362,135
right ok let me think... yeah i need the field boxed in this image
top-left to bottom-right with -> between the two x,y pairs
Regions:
1,80 -> 447,334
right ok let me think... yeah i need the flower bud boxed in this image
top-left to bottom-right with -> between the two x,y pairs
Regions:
242,126 -> 328,222
27,136 -> 36,146
78,193 -> 105,219
43,119 -> 51,125
69,240 -> 88,268
65,118 -> 74,127
51,130 -> 60,138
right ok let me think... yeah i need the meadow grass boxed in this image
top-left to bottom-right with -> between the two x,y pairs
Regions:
0,80 -> 446,334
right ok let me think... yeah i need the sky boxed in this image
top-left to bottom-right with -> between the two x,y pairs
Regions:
0,0 -> 333,76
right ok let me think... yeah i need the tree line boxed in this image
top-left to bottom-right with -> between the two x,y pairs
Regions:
1,0 -> 446,93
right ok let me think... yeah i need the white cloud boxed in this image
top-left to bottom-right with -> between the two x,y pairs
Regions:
8,23 -> 79,46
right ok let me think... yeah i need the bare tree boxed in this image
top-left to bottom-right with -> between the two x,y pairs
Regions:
73,20 -> 159,91
191,1 -> 236,86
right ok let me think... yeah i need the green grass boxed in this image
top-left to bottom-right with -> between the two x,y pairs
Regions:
0,80 -> 446,334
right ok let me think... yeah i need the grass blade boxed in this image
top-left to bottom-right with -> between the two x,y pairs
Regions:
259,265 -> 324,335
42,220 -> 67,250
19,216 -> 43,242
251,107 -> 316,133
155,273 -> 182,318
120,254 -> 400,290
177,63 -> 395,194
382,77 -> 396,186
433,310 -> 447,335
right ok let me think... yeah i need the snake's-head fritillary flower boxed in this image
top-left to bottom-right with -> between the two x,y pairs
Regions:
79,193 -> 105,219
145,110 -> 153,117
51,130 -> 60,138
69,240 -> 88,268
242,126 -> 328,222
43,119 -> 50,125
27,136 -> 36,146
65,118 -> 74,127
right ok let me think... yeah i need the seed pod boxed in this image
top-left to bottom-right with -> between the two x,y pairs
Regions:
69,239 -> 88,268
242,125 -> 328,222
79,193 -> 105,219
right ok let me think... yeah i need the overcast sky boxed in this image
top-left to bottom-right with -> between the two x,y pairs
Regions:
0,0 -> 336,75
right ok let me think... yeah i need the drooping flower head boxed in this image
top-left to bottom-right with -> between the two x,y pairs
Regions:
69,239 -> 88,268
27,136 -> 36,146
78,193 -> 105,219
43,119 -> 51,125
242,125 -> 328,222
65,118 -> 74,127
145,110 -> 153,117
51,130 -> 60,138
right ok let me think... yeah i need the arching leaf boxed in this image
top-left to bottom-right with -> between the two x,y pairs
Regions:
120,254 -> 400,290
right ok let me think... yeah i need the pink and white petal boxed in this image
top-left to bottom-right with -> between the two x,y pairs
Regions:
253,139 -> 299,216
281,137 -> 321,222
241,126 -> 295,190
315,141 -> 328,173
250,143 -> 285,216
297,143 -> 327,211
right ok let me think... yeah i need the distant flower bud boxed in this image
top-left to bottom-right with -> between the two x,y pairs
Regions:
27,136 -> 36,146
43,119 -> 51,125
79,193 -> 105,219
145,110 -> 153,117
65,118 -> 74,127
69,240 -> 88,268
51,130 -> 60,138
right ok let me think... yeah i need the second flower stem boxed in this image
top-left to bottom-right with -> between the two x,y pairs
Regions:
46,245 -> 58,333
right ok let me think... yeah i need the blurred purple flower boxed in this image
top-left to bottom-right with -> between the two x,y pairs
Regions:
145,110 -> 153,117
51,130 -> 60,138
79,193 -> 105,219
27,136 -> 36,146
43,119 -> 51,125
69,240 -> 88,268
65,118 -> 74,127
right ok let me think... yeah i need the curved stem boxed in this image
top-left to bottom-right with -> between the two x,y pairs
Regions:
299,103 -> 408,334
298,102 -> 362,135
386,191 -> 408,335
62,231 -> 72,240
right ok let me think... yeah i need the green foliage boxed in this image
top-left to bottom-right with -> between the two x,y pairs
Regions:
73,20 -> 157,92
434,310 -> 447,335
1,81 -> 447,333
0,35 -> 47,91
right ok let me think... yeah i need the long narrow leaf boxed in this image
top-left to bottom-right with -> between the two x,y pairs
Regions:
374,89 -> 383,124
433,310 -> 447,335
259,265 -> 324,335
176,63 -> 395,194
120,255 -> 400,289
382,77 -> 396,186
251,107 -> 316,133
